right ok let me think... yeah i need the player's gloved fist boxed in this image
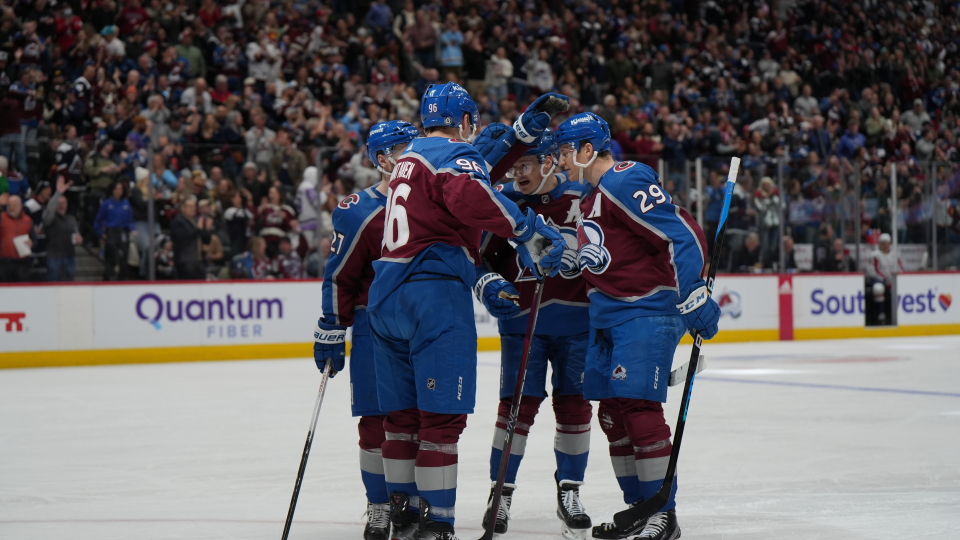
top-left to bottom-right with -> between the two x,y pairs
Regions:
559,247 -> 581,278
513,93 -> 570,145
677,285 -> 721,340
578,243 -> 609,274
313,319 -> 347,376
474,272 -> 521,319
473,123 -> 517,170
512,209 -> 566,279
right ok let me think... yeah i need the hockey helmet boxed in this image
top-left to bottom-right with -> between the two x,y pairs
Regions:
366,120 -> 420,174
420,82 -> 480,141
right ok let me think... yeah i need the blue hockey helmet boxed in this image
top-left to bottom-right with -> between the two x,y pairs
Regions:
366,120 -> 420,173
514,128 -> 560,194
420,82 -> 480,141
554,112 -> 612,153
554,113 -> 611,182
525,128 -> 558,159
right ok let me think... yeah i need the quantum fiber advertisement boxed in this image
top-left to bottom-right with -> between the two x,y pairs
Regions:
93,282 -> 320,348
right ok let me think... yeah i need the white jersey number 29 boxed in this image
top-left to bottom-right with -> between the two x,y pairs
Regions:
385,184 -> 412,251
632,184 -> 668,214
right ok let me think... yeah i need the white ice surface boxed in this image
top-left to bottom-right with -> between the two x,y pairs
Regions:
2,336 -> 959,540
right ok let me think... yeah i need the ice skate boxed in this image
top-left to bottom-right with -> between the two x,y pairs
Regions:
633,509 -> 679,540
590,504 -> 645,539
363,501 -> 391,540
556,478 -> 591,540
481,483 -> 514,535
388,493 -> 419,540
418,497 -> 460,540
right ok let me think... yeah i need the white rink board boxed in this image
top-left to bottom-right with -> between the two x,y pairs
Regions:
0,287 -> 57,352
711,275 -> 778,330
792,274 -> 866,329
896,273 -> 960,326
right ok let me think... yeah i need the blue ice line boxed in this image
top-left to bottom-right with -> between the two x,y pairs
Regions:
697,377 -> 960,398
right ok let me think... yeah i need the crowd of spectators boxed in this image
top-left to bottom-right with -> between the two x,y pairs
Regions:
1,0 -> 960,282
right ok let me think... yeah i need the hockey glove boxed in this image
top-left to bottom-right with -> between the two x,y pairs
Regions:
313,319 -> 347,376
513,93 -> 571,145
473,123 -> 517,170
677,285 -> 721,340
474,272 -> 521,319
511,208 -> 566,279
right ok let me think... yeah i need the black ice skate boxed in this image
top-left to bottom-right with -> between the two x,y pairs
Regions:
633,509 -> 680,540
591,503 -> 645,539
418,496 -> 460,540
364,501 -> 391,540
556,476 -> 591,540
481,482 -> 514,535
387,492 -> 419,540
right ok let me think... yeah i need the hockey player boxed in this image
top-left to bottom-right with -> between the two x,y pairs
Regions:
865,232 -> 903,325
475,130 -> 595,540
554,112 -> 721,540
313,120 -> 421,540
357,82 -> 567,540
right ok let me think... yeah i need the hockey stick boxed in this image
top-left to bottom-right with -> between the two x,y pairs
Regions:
612,157 -> 740,531
281,359 -> 334,540
668,355 -> 706,387
479,279 -> 546,540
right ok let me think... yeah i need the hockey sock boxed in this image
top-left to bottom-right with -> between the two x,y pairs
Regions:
553,395 -> 592,483
417,410 -> 468,526
621,398 -> 678,511
383,408 -> 421,511
598,399 -> 642,505
489,396 -> 543,484
358,415 -> 389,505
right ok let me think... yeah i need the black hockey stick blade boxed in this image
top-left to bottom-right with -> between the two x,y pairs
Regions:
537,95 -> 570,116
669,355 -> 706,387
612,157 -> 740,530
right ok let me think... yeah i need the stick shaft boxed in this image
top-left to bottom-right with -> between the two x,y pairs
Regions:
479,280 -> 545,540
281,360 -> 333,540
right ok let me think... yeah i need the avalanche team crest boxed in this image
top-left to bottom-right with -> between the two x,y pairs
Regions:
612,364 -> 627,380
716,290 -> 742,319
613,161 -> 635,172
576,219 -> 612,274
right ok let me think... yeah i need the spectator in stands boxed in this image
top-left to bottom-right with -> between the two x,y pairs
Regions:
828,238 -> 857,272
270,127 -> 307,191
94,180 -> 137,281
43,177 -> 81,281
900,99 -> 931,133
170,196 -> 212,280
254,185 -> 298,258
732,231 -> 763,273
782,235 -> 798,272
0,195 -> 34,282
812,223 -> 835,272
754,177 -> 781,268
438,15 -> 464,80
228,236 -> 271,280
155,236 -> 176,279
245,108 -> 275,171
272,236 -> 302,279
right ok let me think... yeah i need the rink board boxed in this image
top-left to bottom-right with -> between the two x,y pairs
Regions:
1,273 -> 957,369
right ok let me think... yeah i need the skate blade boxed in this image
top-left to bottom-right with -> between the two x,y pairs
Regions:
560,524 -> 589,540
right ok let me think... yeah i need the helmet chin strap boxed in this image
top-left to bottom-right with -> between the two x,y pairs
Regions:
375,150 -> 397,175
458,122 -> 478,143
573,150 -> 598,184
531,161 -> 558,194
